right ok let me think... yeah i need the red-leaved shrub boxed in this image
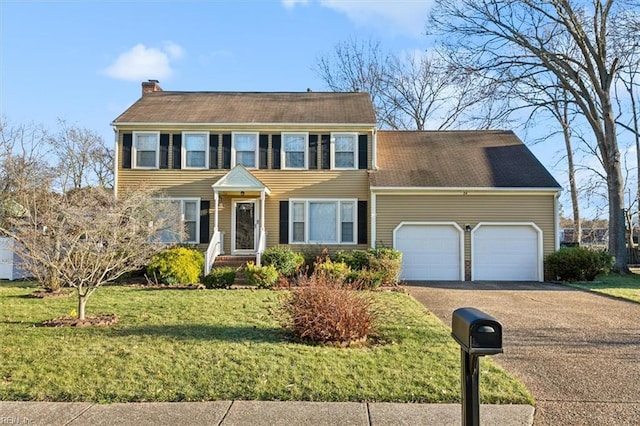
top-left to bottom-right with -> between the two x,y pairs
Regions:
282,271 -> 377,346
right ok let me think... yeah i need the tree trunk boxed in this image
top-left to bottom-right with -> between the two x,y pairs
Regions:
603,109 -> 630,273
562,112 -> 581,244
78,294 -> 88,320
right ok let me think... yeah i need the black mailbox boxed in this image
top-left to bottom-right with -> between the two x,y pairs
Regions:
452,307 -> 503,355
451,307 -> 504,426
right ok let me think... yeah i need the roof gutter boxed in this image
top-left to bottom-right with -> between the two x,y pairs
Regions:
371,186 -> 562,193
110,121 -> 378,127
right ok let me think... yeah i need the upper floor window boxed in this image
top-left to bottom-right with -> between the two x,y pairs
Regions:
232,132 -> 259,168
183,132 -> 209,169
331,133 -> 358,169
133,132 -> 159,169
282,132 -> 308,169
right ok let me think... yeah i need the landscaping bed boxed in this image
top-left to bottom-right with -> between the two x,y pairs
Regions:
0,281 -> 532,404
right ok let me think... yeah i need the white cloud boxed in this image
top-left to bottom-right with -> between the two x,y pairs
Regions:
104,43 -> 185,82
281,0 -> 309,9
284,0 -> 433,38
163,41 -> 185,60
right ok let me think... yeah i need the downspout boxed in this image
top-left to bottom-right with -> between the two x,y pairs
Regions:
370,191 -> 377,248
113,127 -> 119,198
554,191 -> 561,250
372,128 -> 378,170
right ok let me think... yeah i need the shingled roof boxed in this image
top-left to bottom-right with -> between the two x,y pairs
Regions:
112,91 -> 377,125
371,130 -> 560,189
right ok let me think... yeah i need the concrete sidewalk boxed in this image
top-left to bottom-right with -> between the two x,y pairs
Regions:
0,401 -> 534,425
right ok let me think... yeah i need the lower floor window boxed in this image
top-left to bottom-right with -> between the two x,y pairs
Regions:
290,199 -> 356,244
156,198 -> 200,243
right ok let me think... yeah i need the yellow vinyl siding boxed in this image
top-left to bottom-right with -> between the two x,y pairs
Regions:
118,169 -> 369,250
375,193 -> 557,259
257,171 -> 369,249
116,129 -> 373,173
116,127 -> 372,251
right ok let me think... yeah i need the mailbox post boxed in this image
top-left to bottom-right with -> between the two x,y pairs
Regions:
451,307 -> 503,426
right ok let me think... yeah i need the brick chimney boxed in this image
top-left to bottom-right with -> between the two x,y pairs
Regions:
142,79 -> 162,95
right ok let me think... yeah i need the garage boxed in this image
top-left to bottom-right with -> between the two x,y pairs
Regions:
394,223 -> 463,281
472,223 -> 542,281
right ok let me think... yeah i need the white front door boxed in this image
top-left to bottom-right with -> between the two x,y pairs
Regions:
232,200 -> 257,253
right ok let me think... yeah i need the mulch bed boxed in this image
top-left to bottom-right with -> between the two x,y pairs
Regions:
29,290 -> 74,299
41,314 -> 119,327
129,283 -> 206,290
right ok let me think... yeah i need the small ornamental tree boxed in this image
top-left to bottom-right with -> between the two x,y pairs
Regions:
1,186 -> 183,320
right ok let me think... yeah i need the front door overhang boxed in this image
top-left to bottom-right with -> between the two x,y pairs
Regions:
211,165 -> 270,236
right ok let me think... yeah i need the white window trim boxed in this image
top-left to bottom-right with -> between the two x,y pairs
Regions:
155,197 -> 201,244
231,131 -> 259,169
281,132 -> 309,170
289,198 -> 357,245
330,132 -> 358,170
133,131 -> 160,169
182,131 -> 210,170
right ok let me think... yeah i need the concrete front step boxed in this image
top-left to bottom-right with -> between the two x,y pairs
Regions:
211,255 -> 256,285
213,255 -> 256,268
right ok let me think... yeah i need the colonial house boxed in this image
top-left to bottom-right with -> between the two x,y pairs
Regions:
112,80 -> 561,282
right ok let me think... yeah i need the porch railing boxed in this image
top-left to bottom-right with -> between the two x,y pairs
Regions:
205,231 -> 224,275
256,229 -> 266,266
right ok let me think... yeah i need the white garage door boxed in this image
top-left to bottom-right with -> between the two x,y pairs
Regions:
472,224 -> 541,281
395,224 -> 462,281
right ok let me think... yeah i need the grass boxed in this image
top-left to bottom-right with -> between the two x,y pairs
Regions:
565,270 -> 640,303
0,282 -> 532,404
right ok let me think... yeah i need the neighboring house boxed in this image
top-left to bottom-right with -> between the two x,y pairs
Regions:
561,228 -> 609,246
0,238 -> 27,280
112,80 -> 561,282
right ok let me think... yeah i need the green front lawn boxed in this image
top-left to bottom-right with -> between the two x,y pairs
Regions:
566,271 -> 640,303
0,282 -> 532,404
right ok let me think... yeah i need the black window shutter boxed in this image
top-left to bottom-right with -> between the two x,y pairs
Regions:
358,135 -> 368,170
358,200 -> 367,245
321,135 -> 330,169
172,134 -> 182,169
209,134 -> 219,169
222,134 -> 231,169
200,201 -> 210,244
308,135 -> 318,169
272,135 -> 281,169
279,201 -> 289,244
259,135 -> 268,169
159,134 -> 169,169
122,133 -> 132,169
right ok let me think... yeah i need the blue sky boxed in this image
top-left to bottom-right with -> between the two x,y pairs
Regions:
2,0 -> 568,204
1,1 -> 431,129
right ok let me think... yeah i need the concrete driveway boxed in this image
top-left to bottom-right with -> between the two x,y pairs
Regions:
405,281 -> 640,426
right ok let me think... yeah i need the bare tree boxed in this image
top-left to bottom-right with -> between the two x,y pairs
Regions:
1,186 -> 183,320
315,38 -> 510,130
431,0 -> 635,272
611,10 -> 640,239
315,37 -> 398,128
49,119 -> 114,191
0,117 -> 54,201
